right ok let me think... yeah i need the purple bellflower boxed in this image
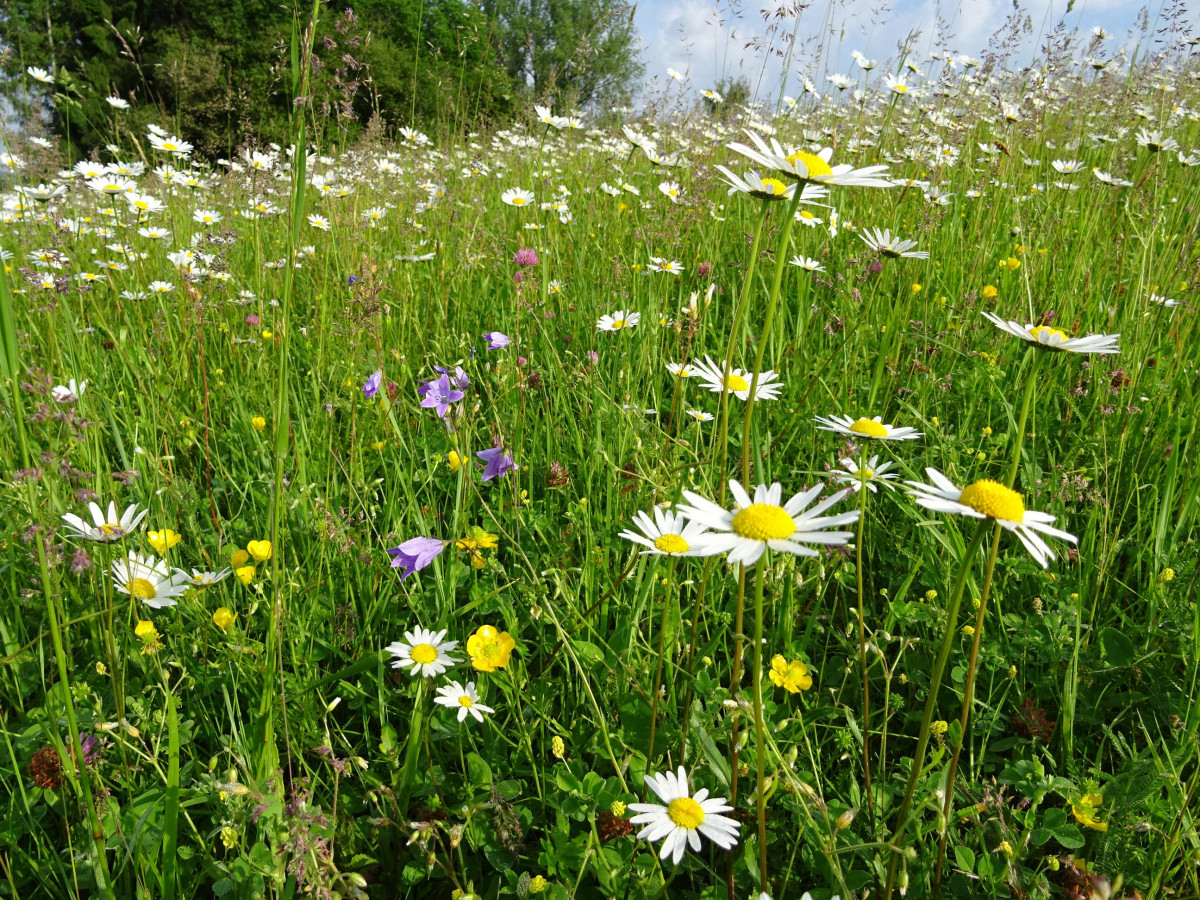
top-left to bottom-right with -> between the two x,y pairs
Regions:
477,446 -> 515,482
483,332 -> 510,350
363,370 -> 382,399
387,536 -> 446,581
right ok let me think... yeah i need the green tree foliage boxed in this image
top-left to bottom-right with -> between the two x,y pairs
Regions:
482,0 -> 642,110
0,0 -> 637,159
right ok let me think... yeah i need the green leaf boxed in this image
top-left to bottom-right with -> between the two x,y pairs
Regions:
953,845 -> 975,872
1099,627 -> 1135,666
467,752 -> 493,786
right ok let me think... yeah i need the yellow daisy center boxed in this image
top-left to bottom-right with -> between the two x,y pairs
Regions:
724,373 -> 749,392
1029,325 -> 1068,342
100,522 -> 124,536
654,534 -> 689,554
128,578 -> 157,599
760,177 -> 788,195
958,479 -> 1025,522
894,84 -> 908,93
785,151 -> 834,180
611,318 -> 625,329
849,418 -> 888,438
511,197 -> 526,206
457,695 -> 474,708
861,468 -> 874,479
731,504 -> 795,541
411,643 -> 438,665
667,797 -> 706,829
799,211 -> 815,220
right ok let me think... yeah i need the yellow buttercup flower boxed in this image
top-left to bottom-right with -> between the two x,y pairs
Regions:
982,284 -> 998,299
146,528 -> 181,555
251,416 -> 266,432
213,607 -> 237,629
247,540 -> 272,562
235,565 -> 255,585
231,548 -> 250,568
447,450 -> 462,473
372,439 -> 387,451
467,625 -> 516,672
768,655 -> 812,693
134,620 -> 159,642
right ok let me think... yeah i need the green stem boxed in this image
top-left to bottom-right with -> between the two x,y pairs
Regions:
644,559 -> 677,779
932,522 -> 1002,897
1006,349 -> 1041,489
884,519 -> 989,898
751,559 -> 769,890
855,450 -> 874,828
396,680 -> 427,817
741,187 -> 805,486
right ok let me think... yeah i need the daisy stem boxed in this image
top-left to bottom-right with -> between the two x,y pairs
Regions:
396,679 -> 427,819
715,200 -> 769,500
932,521 -> 1002,897
741,186 -> 804,485
884,518 -> 988,900
855,447 -> 874,829
751,557 -> 769,889
1006,348 -> 1041,488
725,564 -> 748,900
931,348 -> 1039,894
644,558 -> 677,782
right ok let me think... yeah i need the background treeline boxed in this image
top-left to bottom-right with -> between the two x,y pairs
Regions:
0,0 -> 642,159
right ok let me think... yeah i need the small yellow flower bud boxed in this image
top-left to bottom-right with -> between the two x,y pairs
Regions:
251,416 -> 266,432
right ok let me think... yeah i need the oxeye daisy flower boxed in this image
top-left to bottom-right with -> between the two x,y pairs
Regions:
112,551 -> 189,608
726,130 -> 893,187
689,355 -> 783,401
647,257 -> 684,275
714,166 -> 797,201
789,255 -> 825,272
666,361 -> 697,377
627,767 -> 740,864
686,409 -> 714,421
905,468 -> 1077,568
597,310 -> 640,331
678,480 -> 859,566
173,567 -> 233,587
833,455 -> 898,493
1135,129 -> 1178,153
62,500 -> 148,542
501,187 -> 535,207
813,414 -> 923,441
980,311 -> 1119,354
385,627 -> 459,677
434,681 -> 494,722
618,508 -> 712,556
857,227 -> 929,259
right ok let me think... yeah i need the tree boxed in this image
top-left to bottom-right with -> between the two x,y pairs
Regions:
483,0 -> 642,110
0,0 -> 521,159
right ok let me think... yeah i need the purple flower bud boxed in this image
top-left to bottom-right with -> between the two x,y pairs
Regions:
586,350 -> 599,364
71,548 -> 93,574
363,370 -> 382,399
512,270 -> 524,285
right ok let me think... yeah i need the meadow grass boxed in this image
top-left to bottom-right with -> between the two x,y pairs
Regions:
2,21 -> 1200,900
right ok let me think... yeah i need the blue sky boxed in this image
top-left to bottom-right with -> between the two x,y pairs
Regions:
631,0 -> 1199,104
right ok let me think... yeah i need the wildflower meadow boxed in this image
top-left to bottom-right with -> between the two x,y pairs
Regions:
2,5 -> 1200,899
